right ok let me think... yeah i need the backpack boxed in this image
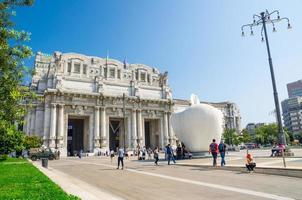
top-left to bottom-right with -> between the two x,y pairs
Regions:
218,143 -> 225,152
210,143 -> 217,152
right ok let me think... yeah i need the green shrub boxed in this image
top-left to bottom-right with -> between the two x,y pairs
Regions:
24,135 -> 43,149
68,194 -> 81,200
0,154 -> 8,161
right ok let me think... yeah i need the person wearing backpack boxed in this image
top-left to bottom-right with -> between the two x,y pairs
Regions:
218,140 -> 227,166
209,139 -> 218,166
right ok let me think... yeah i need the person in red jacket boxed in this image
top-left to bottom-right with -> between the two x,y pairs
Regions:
209,139 -> 219,166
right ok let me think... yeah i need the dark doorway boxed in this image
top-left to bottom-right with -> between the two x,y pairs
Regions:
67,118 -> 84,156
109,120 -> 120,151
144,121 -> 151,148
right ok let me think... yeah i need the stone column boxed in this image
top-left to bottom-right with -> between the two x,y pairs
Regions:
168,112 -> 175,145
132,109 -> 137,148
30,108 -> 36,135
43,103 -> 50,146
94,106 -> 100,149
100,107 -> 107,148
49,103 -> 57,147
64,61 -> 68,74
127,117 -> 132,149
160,117 -> 164,149
80,62 -> 83,75
26,111 -> 31,135
71,60 -> 74,73
137,109 -> 143,146
89,114 -> 94,152
57,104 -> 64,147
163,112 -> 169,145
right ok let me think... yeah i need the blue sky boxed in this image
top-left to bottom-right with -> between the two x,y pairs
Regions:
14,0 -> 302,126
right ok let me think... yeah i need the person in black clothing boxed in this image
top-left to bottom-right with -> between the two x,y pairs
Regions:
176,144 -> 182,160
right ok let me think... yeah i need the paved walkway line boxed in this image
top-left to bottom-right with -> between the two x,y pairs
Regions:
257,158 -> 302,166
32,161 -> 124,200
68,160 -> 295,200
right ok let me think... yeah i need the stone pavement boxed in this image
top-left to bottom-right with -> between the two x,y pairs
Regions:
174,148 -> 302,178
31,159 -> 124,200
35,154 -> 302,200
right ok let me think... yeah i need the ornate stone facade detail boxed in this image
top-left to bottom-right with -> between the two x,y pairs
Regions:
24,51 -> 175,157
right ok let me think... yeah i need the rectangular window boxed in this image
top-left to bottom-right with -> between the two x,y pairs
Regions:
117,69 -> 121,79
74,63 -> 80,74
67,62 -> 71,72
104,67 -> 107,78
147,74 -> 150,82
109,68 -> 115,78
135,72 -> 138,80
83,64 -> 87,74
140,72 -> 146,82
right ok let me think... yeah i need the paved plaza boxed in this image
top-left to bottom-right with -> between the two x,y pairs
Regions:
35,149 -> 302,200
178,149 -> 302,168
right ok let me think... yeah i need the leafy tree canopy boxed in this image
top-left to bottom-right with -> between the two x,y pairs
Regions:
0,0 -> 34,155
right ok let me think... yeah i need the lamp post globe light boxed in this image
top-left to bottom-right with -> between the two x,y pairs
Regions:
241,10 -> 292,147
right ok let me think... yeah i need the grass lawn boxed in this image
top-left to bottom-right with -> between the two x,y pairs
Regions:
0,158 -> 80,200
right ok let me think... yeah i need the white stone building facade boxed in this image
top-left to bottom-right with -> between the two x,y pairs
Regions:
24,52 -> 175,156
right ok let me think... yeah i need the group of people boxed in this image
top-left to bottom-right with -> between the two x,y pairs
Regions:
111,144 -> 178,169
271,143 -> 286,157
176,143 -> 192,160
94,139 -> 257,173
209,139 -> 256,172
209,139 -> 227,167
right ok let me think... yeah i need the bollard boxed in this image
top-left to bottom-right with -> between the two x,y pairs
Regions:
41,158 -> 48,168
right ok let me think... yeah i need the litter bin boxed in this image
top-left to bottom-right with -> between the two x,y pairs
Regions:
41,158 -> 48,168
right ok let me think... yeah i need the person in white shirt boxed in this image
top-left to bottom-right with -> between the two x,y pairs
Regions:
116,147 -> 124,170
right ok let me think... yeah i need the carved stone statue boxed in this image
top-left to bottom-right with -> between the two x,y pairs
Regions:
159,71 -> 168,86
134,85 -> 140,97
55,76 -> 63,89
95,76 -> 104,93
166,88 -> 172,99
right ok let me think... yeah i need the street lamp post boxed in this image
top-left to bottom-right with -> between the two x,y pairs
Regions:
241,10 -> 292,148
123,93 -> 126,154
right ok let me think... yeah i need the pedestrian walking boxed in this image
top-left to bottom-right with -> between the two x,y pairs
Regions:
209,139 -> 218,166
218,140 -> 226,166
110,149 -> 115,163
166,144 -> 176,165
78,149 -> 83,159
147,147 -> 152,160
153,147 -> 159,165
116,147 -> 124,170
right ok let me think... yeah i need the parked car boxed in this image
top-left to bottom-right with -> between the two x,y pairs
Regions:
245,143 -> 256,149
29,148 -> 59,161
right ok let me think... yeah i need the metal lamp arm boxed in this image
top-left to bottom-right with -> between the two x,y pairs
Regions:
268,10 -> 280,17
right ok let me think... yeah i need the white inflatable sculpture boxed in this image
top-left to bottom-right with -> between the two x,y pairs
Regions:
171,94 -> 223,152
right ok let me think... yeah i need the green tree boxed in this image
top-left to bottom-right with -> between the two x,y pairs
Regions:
0,0 -> 34,155
0,125 -> 24,155
238,129 -> 252,144
23,135 -> 42,149
254,124 -> 278,145
296,132 -> 302,143
222,128 -> 238,145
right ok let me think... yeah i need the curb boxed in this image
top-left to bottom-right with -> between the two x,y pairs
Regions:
176,163 -> 302,178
